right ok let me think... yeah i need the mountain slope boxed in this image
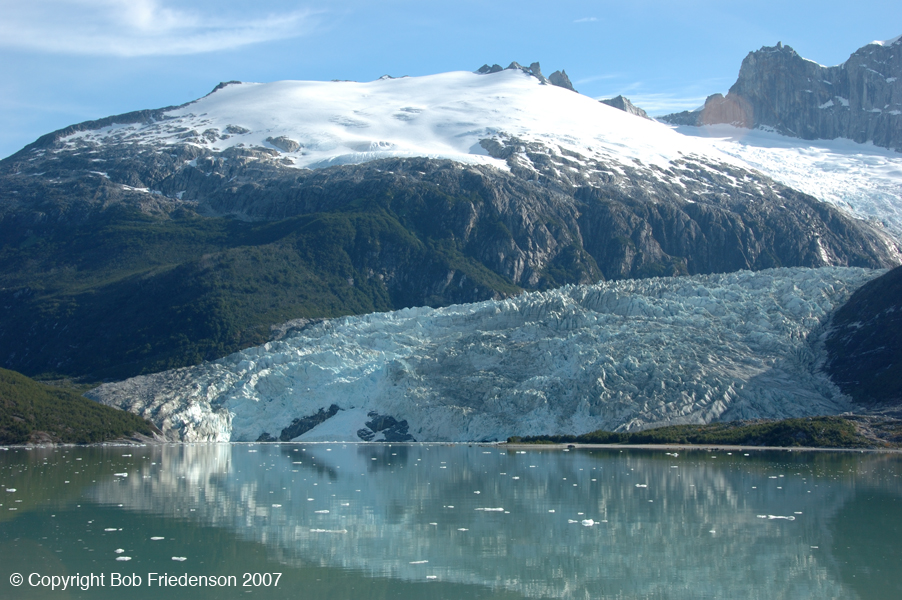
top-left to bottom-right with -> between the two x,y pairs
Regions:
0,368 -> 157,444
661,36 -> 902,151
2,68 -> 898,381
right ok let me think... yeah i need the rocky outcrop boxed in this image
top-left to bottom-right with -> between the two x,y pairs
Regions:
357,413 -> 415,442
548,70 -> 576,92
660,37 -> 902,150
825,265 -> 902,409
277,404 -> 342,441
265,136 -> 301,153
478,61 -> 577,91
600,95 -> 650,119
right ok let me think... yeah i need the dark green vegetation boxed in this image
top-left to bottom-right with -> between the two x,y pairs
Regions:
0,195 -> 519,381
825,265 -> 902,408
508,416 -> 902,449
0,368 -> 157,444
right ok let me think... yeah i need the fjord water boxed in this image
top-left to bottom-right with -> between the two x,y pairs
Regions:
1,445 -> 899,599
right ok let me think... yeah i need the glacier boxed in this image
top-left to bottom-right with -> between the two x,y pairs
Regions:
90,267 -> 882,442
673,124 -> 902,239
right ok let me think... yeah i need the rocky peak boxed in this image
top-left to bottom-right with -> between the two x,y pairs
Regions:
548,70 -> 577,92
478,61 -> 578,91
660,36 -> 902,151
599,95 -> 650,119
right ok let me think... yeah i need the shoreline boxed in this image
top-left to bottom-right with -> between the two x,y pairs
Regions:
3,440 -> 901,454
501,442 -> 902,454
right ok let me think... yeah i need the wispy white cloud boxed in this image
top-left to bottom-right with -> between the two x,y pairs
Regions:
574,17 -> 597,23
574,73 -> 621,85
0,0 -> 319,56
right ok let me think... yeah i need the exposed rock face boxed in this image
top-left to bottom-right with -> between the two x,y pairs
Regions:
825,265 -> 902,408
600,95 -> 650,119
265,135 -> 301,153
548,70 -> 576,92
476,64 -> 503,74
357,413 -> 415,442
277,404 -> 341,441
660,37 -> 902,150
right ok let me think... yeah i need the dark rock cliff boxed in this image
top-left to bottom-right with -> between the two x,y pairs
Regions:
825,265 -> 902,409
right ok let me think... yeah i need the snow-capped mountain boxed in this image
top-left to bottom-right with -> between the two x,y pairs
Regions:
40,67 -> 747,174
90,267 -> 878,442
1,62 -> 899,382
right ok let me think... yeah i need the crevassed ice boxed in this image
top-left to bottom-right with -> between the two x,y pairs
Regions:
91,267 -> 881,442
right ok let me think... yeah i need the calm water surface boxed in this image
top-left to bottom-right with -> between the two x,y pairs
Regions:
1,444 -> 900,599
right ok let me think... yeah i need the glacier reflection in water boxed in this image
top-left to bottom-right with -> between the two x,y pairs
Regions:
1,444 -> 901,599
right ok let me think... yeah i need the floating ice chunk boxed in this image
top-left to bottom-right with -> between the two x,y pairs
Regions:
409,560 -> 429,564
581,519 -> 595,526
310,529 -> 347,533
172,557 -> 187,561
116,556 -> 131,561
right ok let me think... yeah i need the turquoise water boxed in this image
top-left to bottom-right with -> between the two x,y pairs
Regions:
1,444 -> 900,599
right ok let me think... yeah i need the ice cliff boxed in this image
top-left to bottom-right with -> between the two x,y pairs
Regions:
90,267 -> 882,442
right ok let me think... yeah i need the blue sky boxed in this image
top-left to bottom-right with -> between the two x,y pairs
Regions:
1,0 -> 900,159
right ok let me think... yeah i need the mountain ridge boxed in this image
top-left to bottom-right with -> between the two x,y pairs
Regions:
660,37 -> 902,150
1,65 -> 899,382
